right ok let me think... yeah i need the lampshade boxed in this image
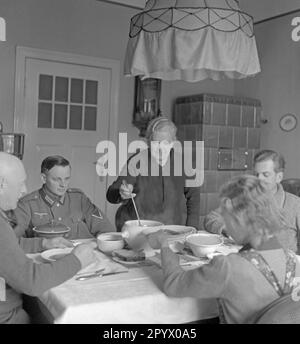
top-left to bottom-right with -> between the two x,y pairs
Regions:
124,0 -> 261,82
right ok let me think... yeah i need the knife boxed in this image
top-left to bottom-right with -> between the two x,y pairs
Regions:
75,270 -> 128,281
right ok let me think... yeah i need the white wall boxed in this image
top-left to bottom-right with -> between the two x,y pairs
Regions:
98,0 -> 300,22
0,0 -> 142,226
235,10 -> 300,178
239,0 -> 300,23
1,0 -> 300,217
0,0 -> 140,140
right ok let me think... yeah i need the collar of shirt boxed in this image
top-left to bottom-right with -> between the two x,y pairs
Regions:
127,148 -> 177,176
274,183 -> 285,208
0,208 -> 9,222
149,144 -> 174,167
239,236 -> 282,252
40,185 -> 66,207
148,147 -> 174,170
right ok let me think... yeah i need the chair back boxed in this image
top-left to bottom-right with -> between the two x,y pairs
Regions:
281,179 -> 300,197
253,294 -> 300,324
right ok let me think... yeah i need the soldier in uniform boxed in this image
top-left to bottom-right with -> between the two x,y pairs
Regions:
0,152 -> 96,323
11,155 -> 114,240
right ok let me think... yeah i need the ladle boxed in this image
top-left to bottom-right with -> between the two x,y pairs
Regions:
131,194 -> 142,227
122,180 -> 142,227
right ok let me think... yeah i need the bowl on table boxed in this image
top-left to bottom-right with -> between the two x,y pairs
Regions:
41,247 -> 73,262
32,221 -> 70,238
97,232 -> 125,254
185,232 -> 223,257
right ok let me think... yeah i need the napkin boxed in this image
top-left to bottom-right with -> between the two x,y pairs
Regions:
76,257 -> 105,275
76,251 -> 128,276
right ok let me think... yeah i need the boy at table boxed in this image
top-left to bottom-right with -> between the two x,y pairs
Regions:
0,152 -> 96,324
11,155 -> 114,239
148,175 -> 300,324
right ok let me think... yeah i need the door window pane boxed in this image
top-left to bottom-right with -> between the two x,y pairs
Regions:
54,104 -> 67,129
38,102 -> 52,128
39,75 -> 53,100
85,80 -> 98,104
84,106 -> 97,131
37,74 -> 99,131
71,78 -> 83,103
70,105 -> 82,130
55,77 -> 68,102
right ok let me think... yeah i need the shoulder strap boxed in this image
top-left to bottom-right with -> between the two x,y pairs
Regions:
283,250 -> 297,294
239,249 -> 294,297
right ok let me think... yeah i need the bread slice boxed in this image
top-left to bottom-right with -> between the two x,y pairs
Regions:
113,249 -> 145,262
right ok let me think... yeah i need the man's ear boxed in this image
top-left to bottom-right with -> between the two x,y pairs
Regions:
41,173 -> 46,184
277,171 -> 283,184
0,177 -> 6,195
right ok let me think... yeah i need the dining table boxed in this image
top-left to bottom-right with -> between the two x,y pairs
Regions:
26,237 -> 239,324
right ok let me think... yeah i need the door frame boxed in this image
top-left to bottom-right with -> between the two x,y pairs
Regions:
14,46 -> 120,145
14,46 -> 120,223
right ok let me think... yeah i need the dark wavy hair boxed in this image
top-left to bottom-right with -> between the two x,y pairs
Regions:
41,155 -> 70,174
253,150 -> 285,173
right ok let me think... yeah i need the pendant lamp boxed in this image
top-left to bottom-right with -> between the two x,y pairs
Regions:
124,0 -> 261,82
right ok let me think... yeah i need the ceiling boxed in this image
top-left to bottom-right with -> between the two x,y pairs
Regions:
99,0 -> 300,23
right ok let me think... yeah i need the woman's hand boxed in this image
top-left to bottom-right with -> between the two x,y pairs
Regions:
120,180 -> 136,199
147,230 -> 169,250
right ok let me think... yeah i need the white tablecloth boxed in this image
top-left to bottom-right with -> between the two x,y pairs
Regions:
29,244 -> 218,324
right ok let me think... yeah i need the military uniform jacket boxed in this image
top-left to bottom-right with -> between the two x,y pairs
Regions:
0,208 -> 81,321
11,186 -> 114,240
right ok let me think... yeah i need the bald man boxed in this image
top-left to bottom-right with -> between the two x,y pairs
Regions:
0,152 -> 96,324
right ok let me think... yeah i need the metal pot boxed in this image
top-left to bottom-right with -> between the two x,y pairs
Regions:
0,133 -> 25,160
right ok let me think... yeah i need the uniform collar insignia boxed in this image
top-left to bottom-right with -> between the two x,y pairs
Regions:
40,186 -> 65,206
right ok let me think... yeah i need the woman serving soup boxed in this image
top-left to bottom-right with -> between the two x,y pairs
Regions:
106,116 -> 200,232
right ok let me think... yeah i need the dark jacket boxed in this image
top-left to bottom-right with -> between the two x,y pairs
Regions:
106,148 -> 200,231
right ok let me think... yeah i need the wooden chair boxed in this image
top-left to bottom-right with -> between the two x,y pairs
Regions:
240,250 -> 300,324
253,294 -> 300,324
281,179 -> 300,197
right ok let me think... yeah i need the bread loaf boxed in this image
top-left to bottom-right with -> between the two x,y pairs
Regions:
113,249 -> 145,262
